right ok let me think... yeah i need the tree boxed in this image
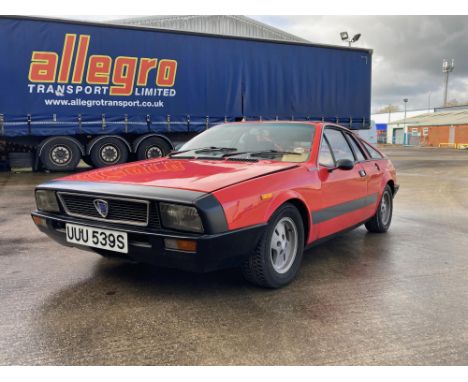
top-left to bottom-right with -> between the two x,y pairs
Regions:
376,104 -> 400,113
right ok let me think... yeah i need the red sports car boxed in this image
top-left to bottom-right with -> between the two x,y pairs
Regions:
32,122 -> 398,288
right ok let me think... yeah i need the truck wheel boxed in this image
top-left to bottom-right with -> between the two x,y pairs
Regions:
136,137 -> 171,160
89,137 -> 129,168
241,203 -> 304,288
40,137 -> 81,172
365,185 -> 393,233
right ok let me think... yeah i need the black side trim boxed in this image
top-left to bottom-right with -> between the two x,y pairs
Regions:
312,193 -> 378,224
304,219 -> 368,250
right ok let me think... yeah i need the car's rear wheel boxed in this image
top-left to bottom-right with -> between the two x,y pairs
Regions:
365,185 -> 393,233
241,203 -> 304,288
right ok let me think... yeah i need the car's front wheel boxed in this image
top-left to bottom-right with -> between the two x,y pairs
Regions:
365,185 -> 393,233
242,203 -> 304,288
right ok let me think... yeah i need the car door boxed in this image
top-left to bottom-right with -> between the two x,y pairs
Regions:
315,127 -> 368,239
357,139 -> 386,219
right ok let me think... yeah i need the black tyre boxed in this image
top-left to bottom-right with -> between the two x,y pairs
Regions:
40,137 -> 81,172
365,185 -> 393,233
136,137 -> 171,161
241,203 -> 304,288
89,137 -> 129,168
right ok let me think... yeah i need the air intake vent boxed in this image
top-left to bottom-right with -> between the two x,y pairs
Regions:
57,192 -> 149,227
148,203 -> 162,230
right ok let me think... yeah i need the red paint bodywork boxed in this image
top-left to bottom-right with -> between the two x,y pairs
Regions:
61,122 -> 397,245
63,158 -> 298,193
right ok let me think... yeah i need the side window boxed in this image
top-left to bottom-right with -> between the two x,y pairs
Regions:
346,134 -> 366,162
362,141 -> 383,159
324,129 -> 355,162
319,137 -> 335,167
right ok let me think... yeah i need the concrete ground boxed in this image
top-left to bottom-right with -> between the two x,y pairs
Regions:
0,147 -> 467,365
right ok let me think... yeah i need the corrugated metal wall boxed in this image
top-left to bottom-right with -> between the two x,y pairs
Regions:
113,15 -> 308,43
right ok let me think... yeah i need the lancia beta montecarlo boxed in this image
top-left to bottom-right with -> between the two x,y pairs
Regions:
32,122 -> 398,288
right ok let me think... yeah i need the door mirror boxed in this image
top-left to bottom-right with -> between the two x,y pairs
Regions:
329,158 -> 354,172
336,158 -> 354,170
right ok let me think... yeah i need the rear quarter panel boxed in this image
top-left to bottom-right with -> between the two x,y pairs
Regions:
372,142 -> 398,194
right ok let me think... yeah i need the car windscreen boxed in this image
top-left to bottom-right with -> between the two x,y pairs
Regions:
178,123 -> 315,163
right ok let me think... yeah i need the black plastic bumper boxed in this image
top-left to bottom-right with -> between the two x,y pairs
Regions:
31,211 -> 267,272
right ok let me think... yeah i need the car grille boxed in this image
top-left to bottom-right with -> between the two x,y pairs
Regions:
148,203 -> 162,230
57,192 -> 150,227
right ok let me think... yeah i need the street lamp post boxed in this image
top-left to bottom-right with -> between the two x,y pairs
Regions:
340,32 -> 361,47
403,98 -> 408,145
442,59 -> 455,107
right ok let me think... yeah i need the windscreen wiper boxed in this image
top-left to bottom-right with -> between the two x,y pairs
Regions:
168,149 -> 195,158
194,147 -> 237,154
169,146 -> 237,158
226,150 -> 302,158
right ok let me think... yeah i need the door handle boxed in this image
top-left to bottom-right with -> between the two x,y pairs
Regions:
359,169 -> 367,177
375,163 -> 381,171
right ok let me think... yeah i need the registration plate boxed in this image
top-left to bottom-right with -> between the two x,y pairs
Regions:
65,223 -> 128,253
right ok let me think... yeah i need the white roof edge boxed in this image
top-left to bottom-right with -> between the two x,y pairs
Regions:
112,15 -> 309,43
389,109 -> 468,126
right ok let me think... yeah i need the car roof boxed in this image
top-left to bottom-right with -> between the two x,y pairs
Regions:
218,120 -> 322,128
218,120 -> 354,132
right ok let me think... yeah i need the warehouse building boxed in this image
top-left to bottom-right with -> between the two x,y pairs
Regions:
389,109 -> 468,148
371,108 -> 433,144
113,15 -> 309,43
373,105 -> 468,144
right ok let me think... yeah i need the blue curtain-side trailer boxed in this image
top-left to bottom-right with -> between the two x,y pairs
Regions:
0,16 -> 372,171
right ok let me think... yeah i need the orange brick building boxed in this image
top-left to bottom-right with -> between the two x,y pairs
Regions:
389,109 -> 468,147
409,124 -> 468,147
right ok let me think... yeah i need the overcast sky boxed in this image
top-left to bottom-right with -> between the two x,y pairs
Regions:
253,16 -> 468,113
65,15 -> 468,113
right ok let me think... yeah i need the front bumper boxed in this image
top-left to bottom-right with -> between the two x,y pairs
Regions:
31,211 -> 266,272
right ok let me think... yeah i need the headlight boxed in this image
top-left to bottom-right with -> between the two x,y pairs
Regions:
35,190 -> 60,212
159,203 -> 203,233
